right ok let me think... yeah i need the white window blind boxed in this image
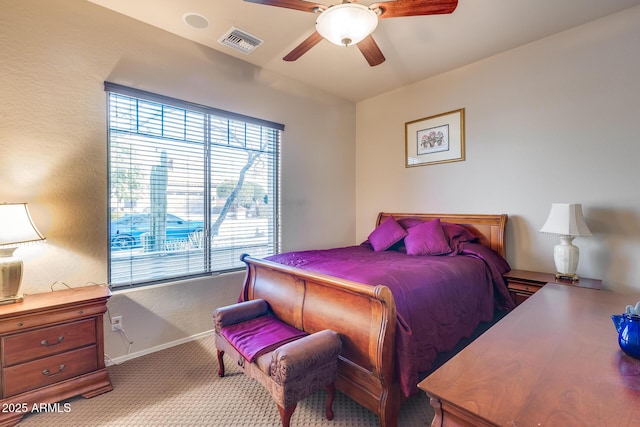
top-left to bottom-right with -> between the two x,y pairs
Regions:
106,83 -> 282,288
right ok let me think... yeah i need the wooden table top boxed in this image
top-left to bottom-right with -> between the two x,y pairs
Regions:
419,284 -> 640,426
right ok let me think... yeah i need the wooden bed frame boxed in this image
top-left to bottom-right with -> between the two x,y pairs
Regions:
240,213 -> 507,427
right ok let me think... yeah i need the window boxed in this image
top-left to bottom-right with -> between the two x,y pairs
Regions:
106,83 -> 282,288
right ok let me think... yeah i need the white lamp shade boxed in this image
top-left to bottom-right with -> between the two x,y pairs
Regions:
539,203 -> 592,236
316,3 -> 378,46
0,203 -> 45,247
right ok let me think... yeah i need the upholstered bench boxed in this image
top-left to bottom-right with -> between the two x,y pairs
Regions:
213,299 -> 342,427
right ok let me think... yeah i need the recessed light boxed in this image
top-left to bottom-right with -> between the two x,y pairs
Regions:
183,13 -> 209,30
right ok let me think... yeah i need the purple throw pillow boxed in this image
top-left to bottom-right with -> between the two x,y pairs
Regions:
442,222 -> 478,254
404,218 -> 452,256
442,222 -> 477,243
368,216 -> 408,252
397,217 -> 425,230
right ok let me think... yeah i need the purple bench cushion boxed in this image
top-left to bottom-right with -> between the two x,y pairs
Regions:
221,315 -> 308,362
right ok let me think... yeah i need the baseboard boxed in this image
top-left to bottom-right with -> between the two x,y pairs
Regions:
105,329 -> 214,366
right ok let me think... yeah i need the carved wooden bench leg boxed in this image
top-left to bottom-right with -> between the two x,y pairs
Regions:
325,383 -> 335,420
217,350 -> 225,377
278,403 -> 297,427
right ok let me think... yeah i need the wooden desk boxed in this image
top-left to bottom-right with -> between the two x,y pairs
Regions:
418,284 -> 640,426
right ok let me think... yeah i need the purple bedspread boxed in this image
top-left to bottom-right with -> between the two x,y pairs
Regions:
265,242 -> 514,397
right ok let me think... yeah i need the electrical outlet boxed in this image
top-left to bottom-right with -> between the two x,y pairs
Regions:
111,316 -> 123,331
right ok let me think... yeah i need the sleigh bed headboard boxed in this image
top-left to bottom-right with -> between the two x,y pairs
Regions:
376,212 -> 507,258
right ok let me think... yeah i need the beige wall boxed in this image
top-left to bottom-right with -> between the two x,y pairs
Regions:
0,0 -> 355,361
356,6 -> 640,292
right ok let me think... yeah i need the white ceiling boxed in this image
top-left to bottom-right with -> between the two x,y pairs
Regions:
87,0 -> 640,102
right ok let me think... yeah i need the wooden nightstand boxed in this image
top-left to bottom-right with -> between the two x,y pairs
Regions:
504,269 -> 602,306
0,285 -> 112,426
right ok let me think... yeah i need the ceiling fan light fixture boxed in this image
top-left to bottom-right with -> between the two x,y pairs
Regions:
316,3 -> 378,47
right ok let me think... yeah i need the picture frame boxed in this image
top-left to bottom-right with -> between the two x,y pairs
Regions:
405,108 -> 465,167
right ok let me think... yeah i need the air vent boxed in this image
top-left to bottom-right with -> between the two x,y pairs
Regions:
218,27 -> 263,54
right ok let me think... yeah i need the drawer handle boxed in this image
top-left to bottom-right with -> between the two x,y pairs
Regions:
42,364 -> 66,377
41,336 -> 65,347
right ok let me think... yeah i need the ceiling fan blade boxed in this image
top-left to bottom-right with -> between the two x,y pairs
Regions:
371,0 -> 458,18
283,31 -> 324,61
357,35 -> 385,67
243,0 -> 326,13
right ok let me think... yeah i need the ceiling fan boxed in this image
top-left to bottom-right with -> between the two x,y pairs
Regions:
243,0 -> 458,66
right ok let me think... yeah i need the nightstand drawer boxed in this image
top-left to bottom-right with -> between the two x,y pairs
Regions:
507,282 -> 541,295
2,318 -> 96,366
2,345 -> 98,397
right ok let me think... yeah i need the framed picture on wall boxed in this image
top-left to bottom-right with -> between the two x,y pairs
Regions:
405,108 -> 465,167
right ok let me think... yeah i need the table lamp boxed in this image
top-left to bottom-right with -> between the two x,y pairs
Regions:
0,203 -> 46,304
539,203 -> 592,281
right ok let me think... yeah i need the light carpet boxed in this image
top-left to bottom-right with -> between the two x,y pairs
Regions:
19,334 -> 434,426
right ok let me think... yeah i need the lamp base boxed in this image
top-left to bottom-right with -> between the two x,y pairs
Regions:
553,235 -> 580,281
0,247 -> 24,305
556,273 -> 579,282
0,294 -> 23,305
